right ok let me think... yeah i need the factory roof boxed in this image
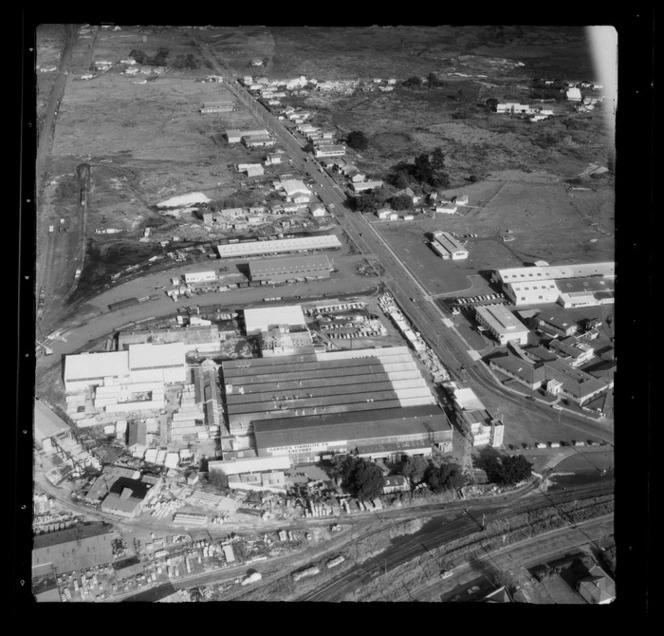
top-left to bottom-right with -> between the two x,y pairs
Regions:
34,399 -> 71,444
244,305 -> 306,335
475,304 -> 529,335
248,254 -> 331,279
128,342 -> 186,370
433,231 -> 466,254
254,404 -> 451,449
208,455 -> 291,475
64,351 -> 129,383
496,262 -> 615,283
453,387 -> 486,411
488,354 -> 547,385
32,523 -> 113,551
555,276 -> 615,294
216,234 -> 342,258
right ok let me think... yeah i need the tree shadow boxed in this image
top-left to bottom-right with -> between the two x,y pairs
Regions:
472,446 -> 503,483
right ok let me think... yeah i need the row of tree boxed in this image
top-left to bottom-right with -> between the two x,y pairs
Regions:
330,455 -> 385,500
129,47 -> 170,67
399,455 -> 467,492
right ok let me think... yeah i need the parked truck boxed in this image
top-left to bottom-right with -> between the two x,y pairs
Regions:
293,566 -> 320,582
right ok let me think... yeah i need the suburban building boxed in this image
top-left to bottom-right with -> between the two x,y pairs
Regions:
248,254 -> 332,283
474,305 -> 530,345
314,145 -> 346,158
431,231 -> 468,260
351,180 -> 384,192
280,178 -> 310,199
243,134 -> 275,148
32,523 -> 114,574
566,87 -> 582,101
216,234 -> 342,259
577,565 -> 616,604
488,354 -> 547,390
435,203 -> 457,214
382,475 -> 410,493
536,314 -> 579,337
200,103 -> 234,114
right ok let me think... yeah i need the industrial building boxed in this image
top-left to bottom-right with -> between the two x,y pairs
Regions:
118,325 -> 224,355
253,404 -> 452,464
215,234 -> 342,259
314,145 -> 346,158
259,326 -> 315,358
184,271 -> 217,284
221,346 -> 439,451
100,474 -> 160,518
225,128 -> 269,143
64,342 -> 186,393
243,305 -> 307,335
474,304 -> 530,345
32,523 -> 114,574
450,387 -> 504,447
430,232 -> 469,260
280,178 -> 310,199
34,399 -> 72,451
248,254 -> 332,283
492,262 -> 615,307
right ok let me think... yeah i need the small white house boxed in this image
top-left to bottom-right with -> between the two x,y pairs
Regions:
311,207 -> 326,218
376,209 -> 391,220
435,203 -> 457,214
389,213 -> 399,221
566,87 -> 582,101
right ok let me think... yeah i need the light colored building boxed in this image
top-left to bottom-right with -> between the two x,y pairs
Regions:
248,254 -> 332,283
64,351 -> 130,393
314,145 -> 346,158
577,565 -> 616,604
243,135 -> 274,148
503,280 -> 561,306
452,387 -> 504,447
244,305 -> 307,335
208,455 -> 291,475
216,234 -> 342,259
280,178 -> 310,198
225,129 -> 269,143
475,305 -> 530,345
239,163 -> 264,177
431,232 -> 468,260
184,271 -> 217,284
128,342 -> 187,384
566,87 -> 582,101
351,180 -> 384,192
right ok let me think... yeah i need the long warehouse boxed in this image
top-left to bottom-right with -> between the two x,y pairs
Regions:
216,235 -> 342,259
248,254 -> 333,283
221,347 -> 437,446
254,404 -> 453,464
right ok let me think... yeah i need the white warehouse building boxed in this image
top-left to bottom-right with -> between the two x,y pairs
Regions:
64,342 -> 187,393
431,232 -> 469,260
474,304 -> 530,345
184,271 -> 217,284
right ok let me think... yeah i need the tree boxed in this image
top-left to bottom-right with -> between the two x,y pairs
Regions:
390,194 -> 413,211
403,76 -> 422,89
496,455 -> 533,485
485,97 -> 499,112
427,72 -> 444,88
431,147 -> 446,172
400,456 -> 430,485
424,461 -> 467,493
352,460 -> 384,500
303,141 -> 315,154
346,130 -> 369,151
129,48 -> 148,64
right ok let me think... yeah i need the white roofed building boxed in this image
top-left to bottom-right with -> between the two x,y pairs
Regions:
244,305 -> 307,336
64,351 -> 130,393
216,234 -> 342,258
474,305 -> 530,345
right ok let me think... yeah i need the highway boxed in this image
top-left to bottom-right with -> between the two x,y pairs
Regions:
187,33 -> 613,445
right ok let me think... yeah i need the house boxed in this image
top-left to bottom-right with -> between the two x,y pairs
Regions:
264,152 -> 284,166
435,203 -> 457,214
245,164 -> 264,177
351,173 -> 366,183
488,354 -> 546,390
351,180 -> 384,192
566,87 -> 582,101
577,565 -> 616,604
382,475 -> 410,493
310,206 -> 326,218
376,209 -> 391,220
292,194 -> 310,204
537,314 -> 578,337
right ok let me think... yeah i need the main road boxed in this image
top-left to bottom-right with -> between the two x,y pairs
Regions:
188,33 -> 613,445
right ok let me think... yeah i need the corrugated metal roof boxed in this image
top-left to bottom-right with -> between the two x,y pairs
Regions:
249,254 -> 331,278
64,351 -> 129,382
128,342 -> 186,370
244,305 -> 306,334
254,405 -> 450,448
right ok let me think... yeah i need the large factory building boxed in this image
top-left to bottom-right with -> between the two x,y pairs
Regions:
248,254 -> 332,283
221,346 -> 451,456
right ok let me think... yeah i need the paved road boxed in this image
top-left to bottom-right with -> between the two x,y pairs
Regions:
187,32 -> 613,445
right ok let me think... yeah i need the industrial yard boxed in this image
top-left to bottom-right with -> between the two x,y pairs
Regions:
29,23 -> 621,606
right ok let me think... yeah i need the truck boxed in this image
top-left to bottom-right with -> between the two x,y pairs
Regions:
74,268 -> 82,280
293,566 -> 320,582
48,225 -> 54,233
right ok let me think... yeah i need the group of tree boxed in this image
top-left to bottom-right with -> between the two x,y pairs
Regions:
388,193 -> 413,211
385,147 -> 450,190
129,47 -> 170,67
330,455 -> 385,500
346,186 -> 391,213
483,454 -> 533,486
399,456 -> 468,493
402,73 -> 445,90
171,53 -> 200,70
345,130 -> 370,151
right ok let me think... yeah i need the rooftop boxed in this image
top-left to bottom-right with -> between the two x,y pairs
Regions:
475,304 -> 529,334
128,342 -> 186,371
64,350 -> 129,383
244,305 -> 306,335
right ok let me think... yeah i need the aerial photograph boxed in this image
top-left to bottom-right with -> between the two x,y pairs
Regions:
30,23 -> 620,604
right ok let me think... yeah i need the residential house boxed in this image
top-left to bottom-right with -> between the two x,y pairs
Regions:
537,314 -> 578,337
488,354 -> 546,390
382,475 -> 410,493
351,180 -> 384,192
577,565 -> 616,604
566,87 -> 582,101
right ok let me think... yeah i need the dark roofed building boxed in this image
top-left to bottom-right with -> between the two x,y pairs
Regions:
248,254 -> 332,283
101,476 -> 154,518
577,565 -> 616,604
127,420 -> 147,450
254,404 -> 452,464
488,354 -> 546,389
32,523 -> 114,573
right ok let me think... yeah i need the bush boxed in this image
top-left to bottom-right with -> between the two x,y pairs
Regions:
424,461 -> 467,493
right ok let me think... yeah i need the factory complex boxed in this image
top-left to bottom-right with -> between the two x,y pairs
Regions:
216,234 -> 342,259
492,261 -> 615,308
248,254 -> 333,283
